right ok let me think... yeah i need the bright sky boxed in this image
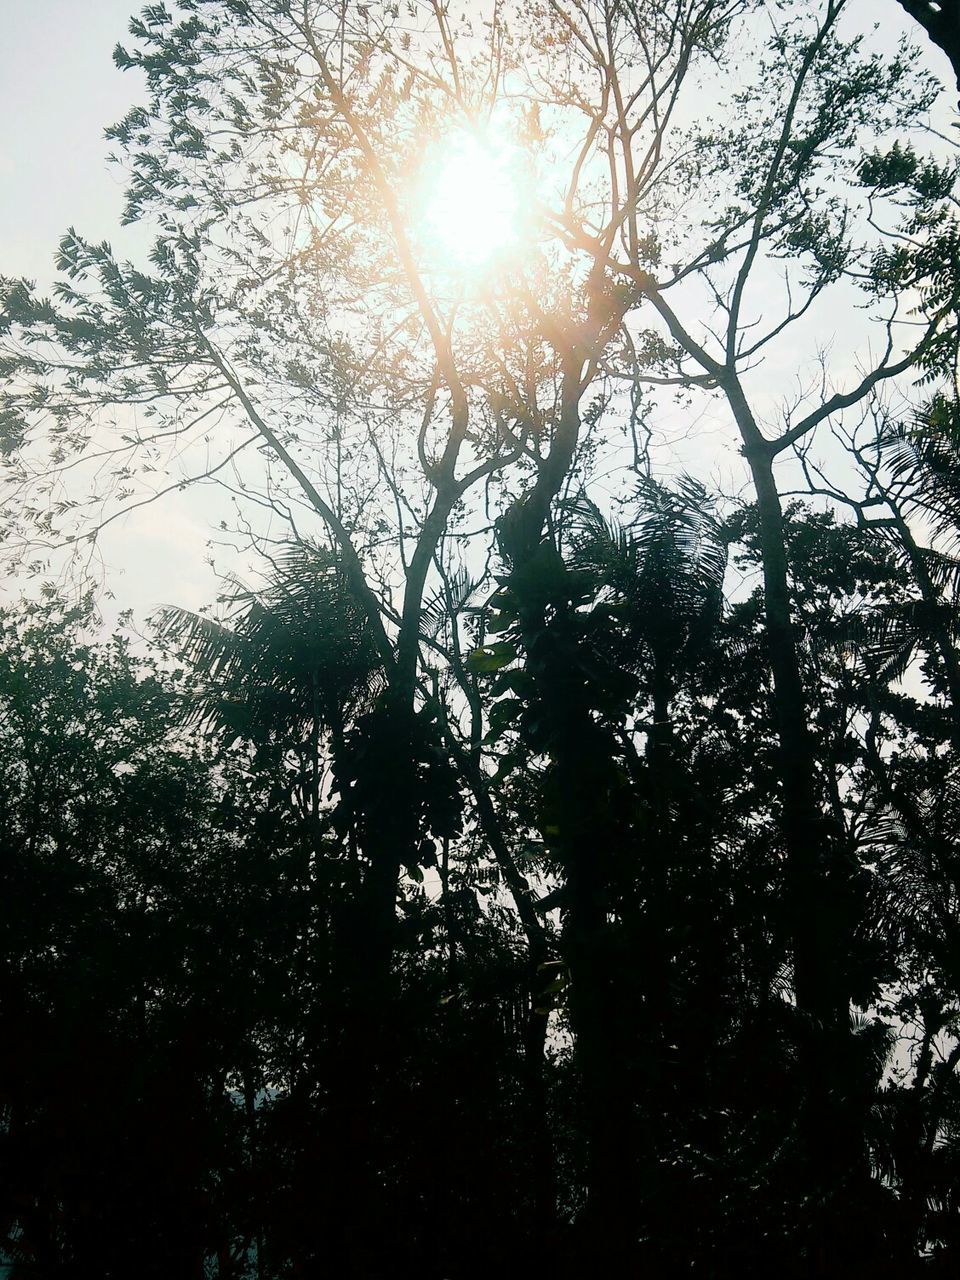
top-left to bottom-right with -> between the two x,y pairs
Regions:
1,1 -> 141,283
1,1 -> 220,624
0,1 -> 957,626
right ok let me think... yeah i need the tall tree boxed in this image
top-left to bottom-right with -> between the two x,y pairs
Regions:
1,3 -> 959,1273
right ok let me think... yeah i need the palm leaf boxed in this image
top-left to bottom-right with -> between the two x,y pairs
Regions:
154,542 -> 383,745
881,395 -> 960,549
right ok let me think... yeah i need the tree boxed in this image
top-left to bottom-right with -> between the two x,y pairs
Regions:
896,0 -> 960,102
2,2 -> 959,1274
0,598 -> 266,1277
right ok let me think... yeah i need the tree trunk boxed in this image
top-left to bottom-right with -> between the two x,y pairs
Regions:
745,444 -> 846,1030
741,437 -> 871,1272
896,0 -> 960,102
496,353 -> 644,1264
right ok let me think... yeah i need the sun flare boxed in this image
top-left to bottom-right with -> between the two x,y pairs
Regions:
415,128 -> 528,273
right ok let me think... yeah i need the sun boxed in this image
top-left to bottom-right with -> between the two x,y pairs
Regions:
414,127 -> 528,274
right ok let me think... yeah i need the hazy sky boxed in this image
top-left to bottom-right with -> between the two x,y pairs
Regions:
2,2 -> 221,623
1,1 -> 957,625
2,2 -> 144,284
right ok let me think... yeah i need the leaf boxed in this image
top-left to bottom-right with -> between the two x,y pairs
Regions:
466,641 -> 517,673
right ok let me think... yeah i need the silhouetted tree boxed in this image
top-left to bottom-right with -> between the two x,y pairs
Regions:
1,3 -> 959,1276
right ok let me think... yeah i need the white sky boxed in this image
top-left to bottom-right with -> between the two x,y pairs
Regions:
1,2 -> 138,282
1,0 -> 219,625
0,0 -> 957,627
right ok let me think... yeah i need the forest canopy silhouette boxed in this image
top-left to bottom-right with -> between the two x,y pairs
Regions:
2,1 -> 960,1276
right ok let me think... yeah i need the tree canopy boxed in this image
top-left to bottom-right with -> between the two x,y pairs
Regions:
1,2 -> 960,1277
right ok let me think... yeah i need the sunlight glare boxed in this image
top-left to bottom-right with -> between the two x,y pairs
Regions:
416,128 -> 527,273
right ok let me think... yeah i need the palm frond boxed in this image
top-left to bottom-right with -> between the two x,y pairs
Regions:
919,545 -> 960,598
839,599 -> 958,684
420,565 -> 480,638
565,477 -> 727,673
153,542 -> 383,745
881,396 -> 960,548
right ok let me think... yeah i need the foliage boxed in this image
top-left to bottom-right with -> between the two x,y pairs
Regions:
2,1 -> 960,1276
